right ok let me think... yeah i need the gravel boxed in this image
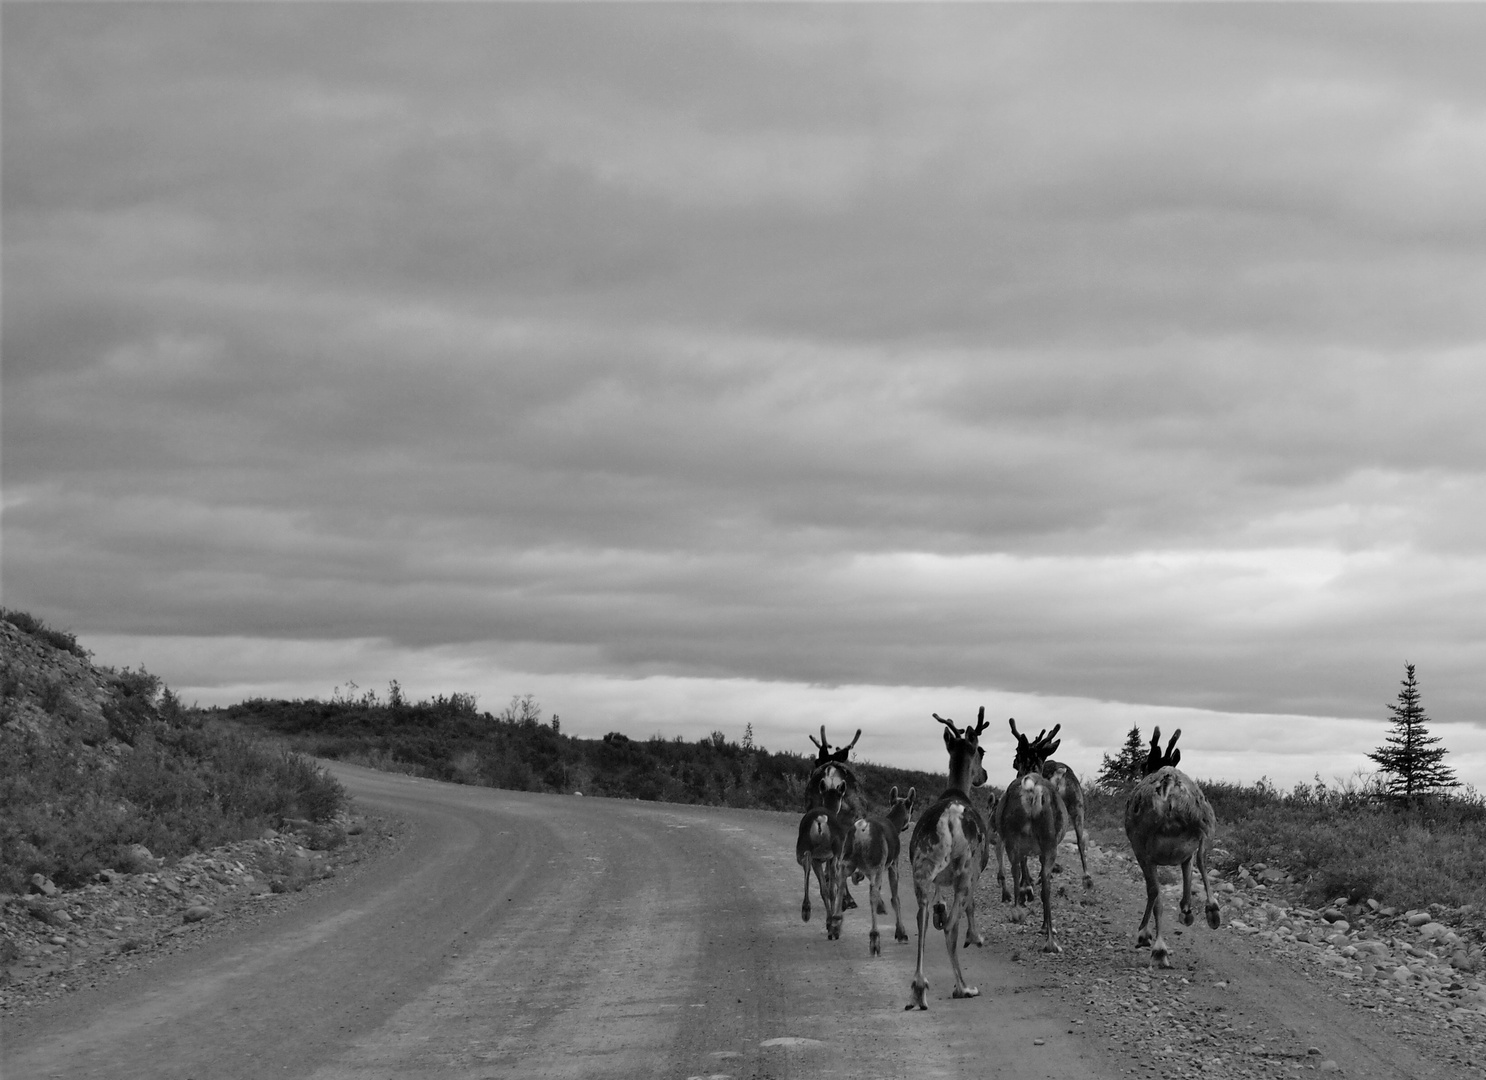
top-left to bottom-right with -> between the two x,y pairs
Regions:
976,835 -> 1486,1078
0,813 -> 405,1016
6,803 -> 1485,1078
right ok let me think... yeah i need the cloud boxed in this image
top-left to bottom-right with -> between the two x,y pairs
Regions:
6,5 -> 1486,784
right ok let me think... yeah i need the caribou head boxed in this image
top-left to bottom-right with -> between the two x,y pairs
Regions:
932,707 -> 990,790
1008,717 -> 1062,777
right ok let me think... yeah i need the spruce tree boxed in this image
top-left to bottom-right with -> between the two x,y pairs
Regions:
1096,724 -> 1147,793
1368,663 -> 1458,800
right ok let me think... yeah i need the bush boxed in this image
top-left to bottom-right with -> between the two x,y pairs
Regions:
1,608 -> 89,659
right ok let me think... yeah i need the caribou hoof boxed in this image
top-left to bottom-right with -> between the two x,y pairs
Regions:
907,979 -> 929,1011
895,927 -> 909,943
870,930 -> 881,956
1152,943 -> 1173,969
1082,874 -> 1095,890
1206,904 -> 1222,930
965,929 -> 984,948
1043,937 -> 1062,954
801,903 -> 811,923
932,902 -> 947,930
952,984 -> 980,999
1008,907 -> 1028,925
842,889 -> 858,911
1181,908 -> 1195,927
1136,929 -> 1153,948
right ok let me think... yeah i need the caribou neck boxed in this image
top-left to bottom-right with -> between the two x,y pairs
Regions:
945,748 -> 980,796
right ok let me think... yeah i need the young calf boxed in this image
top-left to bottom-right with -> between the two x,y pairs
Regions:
906,709 -> 991,1010
994,718 -> 1069,954
1124,727 -> 1221,968
843,785 -> 915,956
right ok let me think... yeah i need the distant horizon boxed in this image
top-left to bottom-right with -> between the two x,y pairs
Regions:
75,629 -> 1486,794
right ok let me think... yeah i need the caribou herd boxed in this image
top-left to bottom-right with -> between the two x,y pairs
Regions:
793,715 -> 1221,1010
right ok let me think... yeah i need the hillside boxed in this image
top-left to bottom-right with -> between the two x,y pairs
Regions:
0,610 -> 346,896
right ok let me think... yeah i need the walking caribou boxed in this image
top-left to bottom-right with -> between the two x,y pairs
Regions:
906,708 -> 991,1010
1124,727 -> 1221,968
796,727 -> 861,938
994,718 -> 1069,953
843,785 -> 915,956
804,726 -> 861,911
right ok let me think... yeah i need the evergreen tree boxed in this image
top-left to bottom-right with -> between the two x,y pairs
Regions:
1095,724 -> 1147,793
1368,663 -> 1458,800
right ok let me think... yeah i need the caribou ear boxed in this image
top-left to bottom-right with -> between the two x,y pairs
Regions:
906,786 -> 916,806
888,785 -> 898,801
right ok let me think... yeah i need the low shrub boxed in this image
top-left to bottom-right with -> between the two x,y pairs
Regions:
1,608 -> 89,659
0,715 -> 346,894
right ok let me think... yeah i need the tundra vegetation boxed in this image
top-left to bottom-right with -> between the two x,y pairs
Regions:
0,610 -> 346,896
3,610 -> 1484,920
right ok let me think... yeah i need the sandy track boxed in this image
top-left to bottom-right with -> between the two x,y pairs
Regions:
4,763 -> 1114,1079
7,762 -> 1483,1079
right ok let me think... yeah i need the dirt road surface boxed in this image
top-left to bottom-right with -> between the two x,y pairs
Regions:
4,762 -> 1483,1079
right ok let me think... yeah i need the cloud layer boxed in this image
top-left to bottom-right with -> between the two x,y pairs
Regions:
5,5 -> 1486,784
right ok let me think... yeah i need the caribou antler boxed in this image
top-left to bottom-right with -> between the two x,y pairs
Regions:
809,725 -> 862,763
933,712 -> 960,737
971,706 -> 989,737
1143,726 -> 1183,774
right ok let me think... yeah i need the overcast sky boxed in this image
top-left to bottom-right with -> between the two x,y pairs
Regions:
5,3 -> 1486,788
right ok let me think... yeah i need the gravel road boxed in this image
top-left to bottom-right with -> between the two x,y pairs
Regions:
4,761 -> 1485,1079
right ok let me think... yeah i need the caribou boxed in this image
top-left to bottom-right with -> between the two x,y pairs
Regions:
906,708 -> 991,1010
804,726 -> 861,912
796,727 -> 861,938
1124,727 -> 1221,968
994,718 -> 1069,953
843,785 -> 915,956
